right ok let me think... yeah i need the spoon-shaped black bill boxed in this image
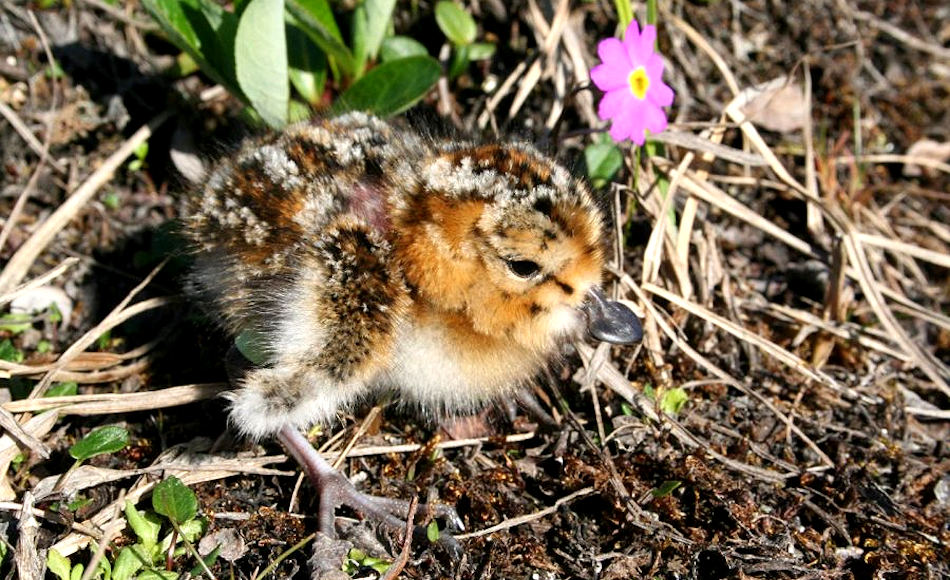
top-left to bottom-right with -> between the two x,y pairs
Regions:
583,287 -> 643,344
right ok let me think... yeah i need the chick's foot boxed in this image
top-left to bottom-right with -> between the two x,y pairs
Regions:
277,426 -> 463,550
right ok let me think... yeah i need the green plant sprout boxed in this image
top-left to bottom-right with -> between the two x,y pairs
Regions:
52,426 -> 130,494
434,1 -> 495,79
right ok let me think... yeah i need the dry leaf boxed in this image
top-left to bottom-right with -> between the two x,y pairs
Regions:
902,139 -> 950,177
741,78 -> 808,133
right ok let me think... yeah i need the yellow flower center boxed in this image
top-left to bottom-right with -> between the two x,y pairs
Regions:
628,67 -> 649,100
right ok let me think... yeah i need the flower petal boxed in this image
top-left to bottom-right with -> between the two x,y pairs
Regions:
610,100 -> 647,144
597,37 -> 631,70
591,62 -> 631,91
625,22 -> 656,65
597,89 -> 629,121
648,80 -> 675,107
644,55 -> 665,81
642,102 -> 669,134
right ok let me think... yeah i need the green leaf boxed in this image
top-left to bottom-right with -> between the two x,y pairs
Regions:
125,501 -> 162,547
426,520 -> 440,542
234,329 -> 270,365
70,426 -> 130,461
0,338 -> 24,362
333,56 -> 439,118
447,44 -> 468,79
112,546 -> 146,580
178,516 -> 208,542
584,141 -> 623,189
47,548 -> 71,580
152,476 -> 198,525
69,562 -> 84,580
0,313 -> 32,333
235,0 -> 289,128
46,382 -> 78,398
286,0 -> 354,78
659,387 -> 689,415
351,0 -> 396,73
435,1 -> 476,46
141,0 -> 240,95
287,24 -> 327,105
467,41 -> 495,61
651,480 -> 682,498
379,36 -> 428,62
190,545 -> 220,576
137,570 -> 179,580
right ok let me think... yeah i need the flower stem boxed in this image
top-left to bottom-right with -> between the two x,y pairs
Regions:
614,0 -> 633,29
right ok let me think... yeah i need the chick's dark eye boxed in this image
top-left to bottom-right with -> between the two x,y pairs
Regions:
505,259 -> 541,278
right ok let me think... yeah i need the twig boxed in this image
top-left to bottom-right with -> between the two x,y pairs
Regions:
456,486 -> 595,539
379,497 -> 417,580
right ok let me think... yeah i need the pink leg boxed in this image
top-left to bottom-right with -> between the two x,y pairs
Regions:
277,426 -> 463,539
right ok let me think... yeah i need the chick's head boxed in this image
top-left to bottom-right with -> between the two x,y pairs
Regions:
394,144 -> 606,353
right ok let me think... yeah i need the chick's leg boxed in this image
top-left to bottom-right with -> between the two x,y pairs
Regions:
277,426 -> 463,539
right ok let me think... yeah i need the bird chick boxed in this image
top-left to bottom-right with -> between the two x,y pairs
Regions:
183,112 -> 642,537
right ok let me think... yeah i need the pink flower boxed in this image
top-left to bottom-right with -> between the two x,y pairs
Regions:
591,21 -> 674,145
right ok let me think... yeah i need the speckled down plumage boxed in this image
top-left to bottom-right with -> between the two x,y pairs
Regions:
183,113 -> 608,438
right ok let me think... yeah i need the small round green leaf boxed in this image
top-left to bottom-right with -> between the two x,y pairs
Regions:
380,36 -> 429,62
69,426 -> 130,461
467,42 -> 496,61
333,56 -> 440,118
152,476 -> 198,525
426,520 -> 440,542
435,1 -> 477,46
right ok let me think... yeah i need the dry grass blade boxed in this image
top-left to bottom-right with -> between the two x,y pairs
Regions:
0,257 -> 80,308
643,283 -> 870,403
0,111 -> 171,293
3,383 -> 228,416
29,268 -> 173,398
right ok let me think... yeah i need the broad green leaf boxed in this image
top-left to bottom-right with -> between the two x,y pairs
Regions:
435,1 -> 476,46
380,36 -> 428,62
286,0 -> 354,77
287,24 -> 327,105
333,56 -> 440,118
47,549 -> 71,580
651,480 -> 682,498
125,500 -> 162,547
584,141 -> 623,189
235,0 -> 288,127
152,476 -> 198,525
141,0 -> 240,95
69,425 -> 130,461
